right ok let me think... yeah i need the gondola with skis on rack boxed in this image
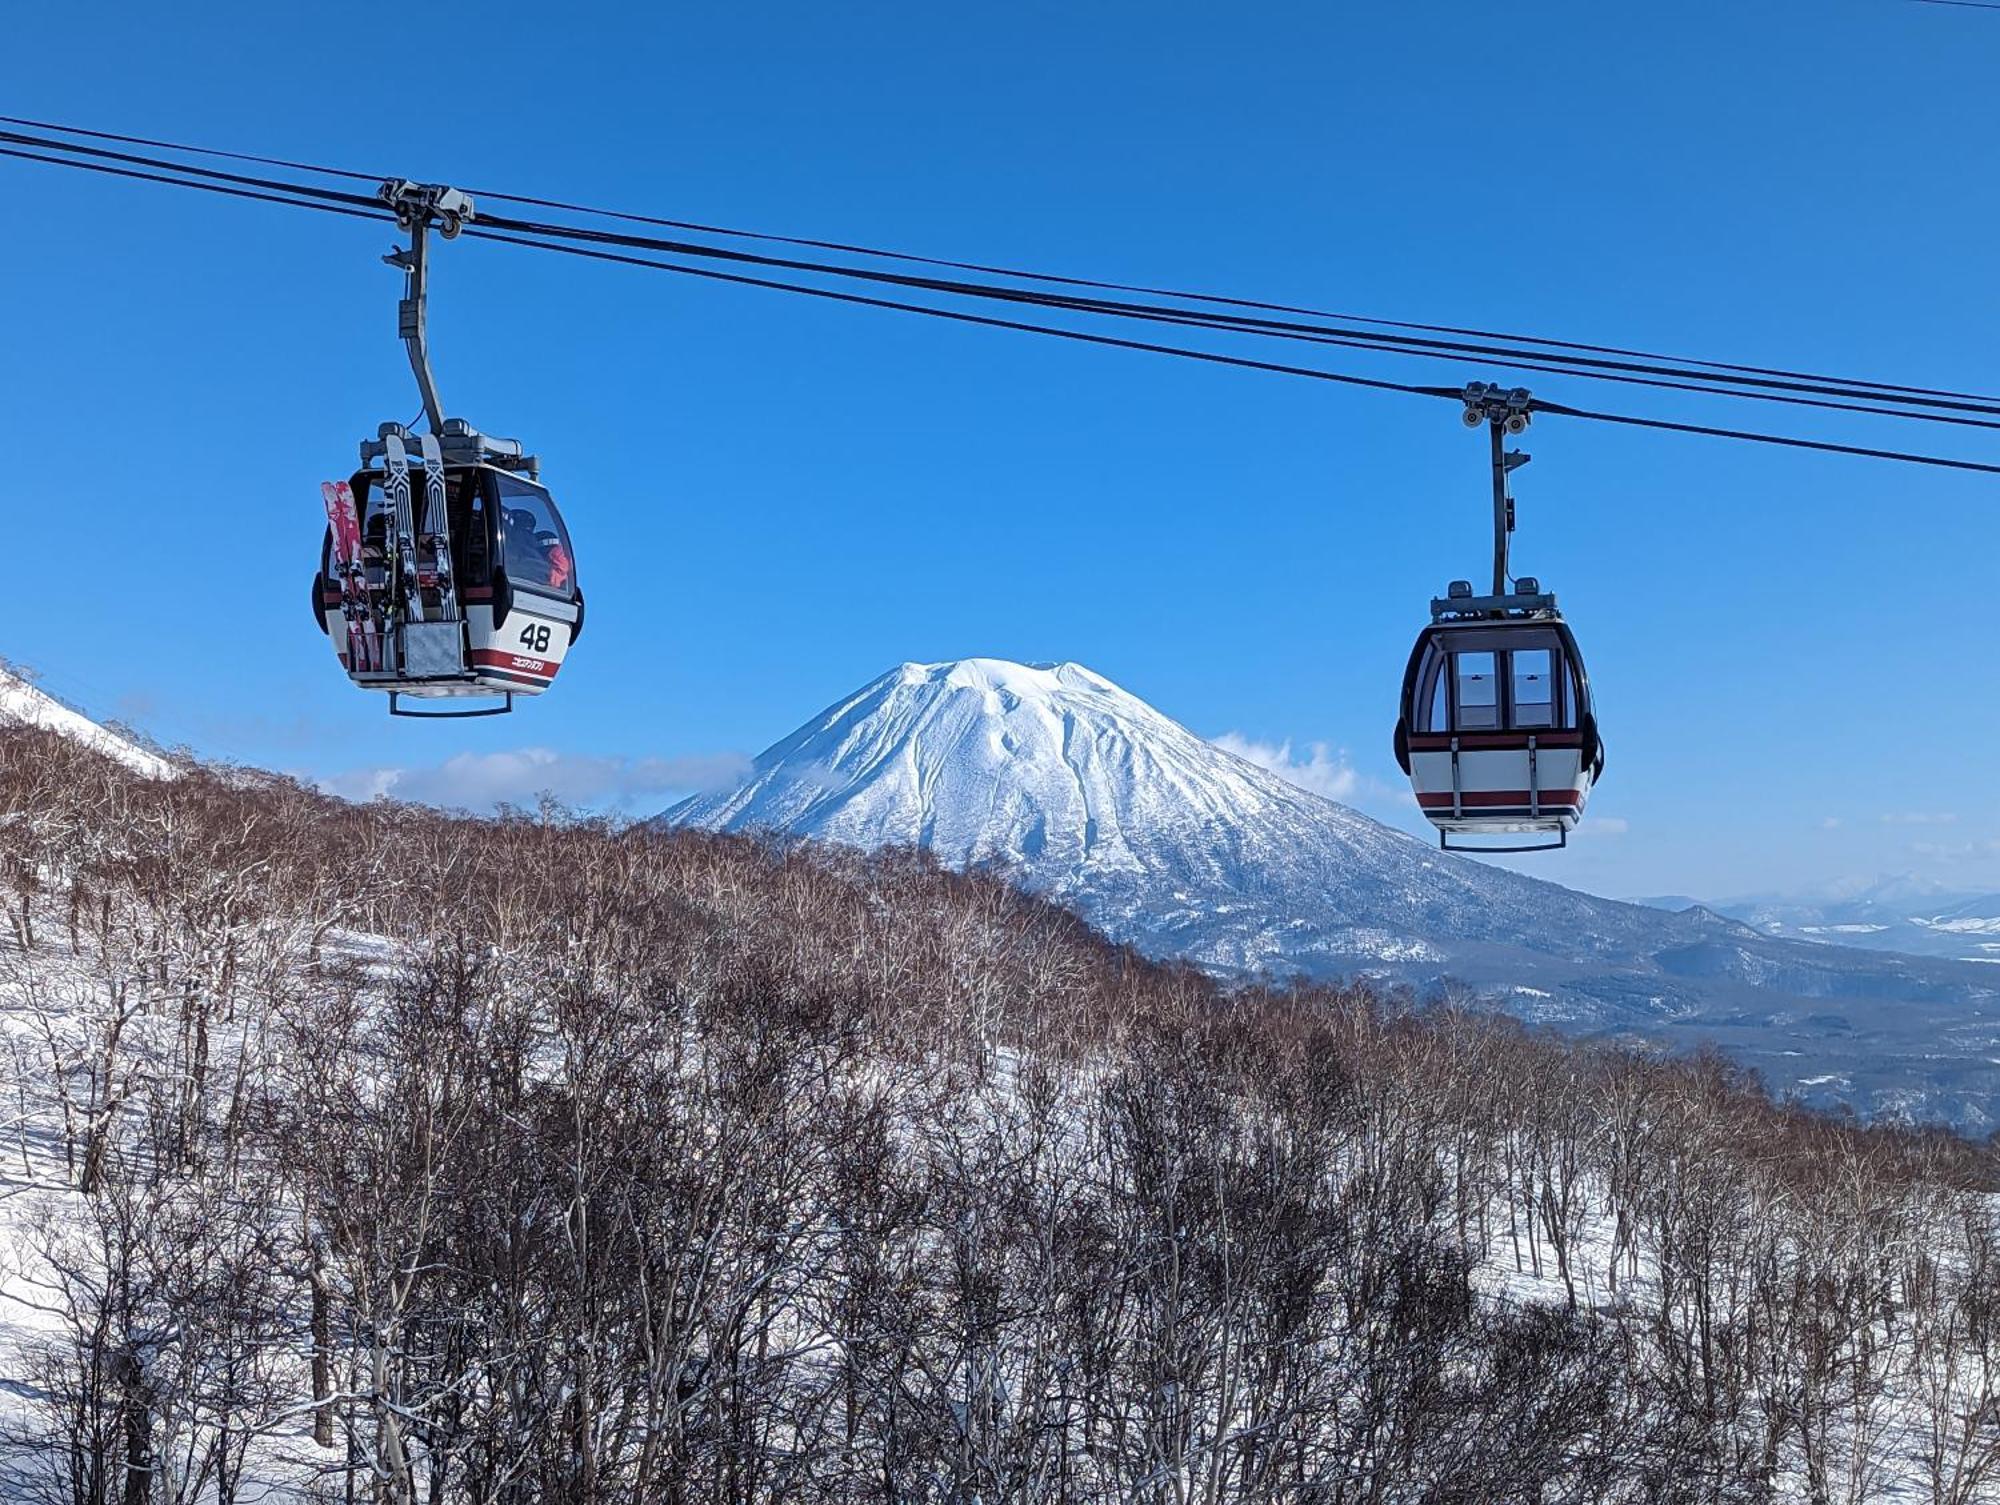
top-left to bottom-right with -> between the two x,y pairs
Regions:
311,180 -> 582,717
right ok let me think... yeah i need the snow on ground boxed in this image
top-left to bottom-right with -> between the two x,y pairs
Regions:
659,658 -> 2000,1127
1467,1183 -> 1971,1503
0,667 -> 174,781
0,926 -> 347,1498
0,822 -> 1988,1500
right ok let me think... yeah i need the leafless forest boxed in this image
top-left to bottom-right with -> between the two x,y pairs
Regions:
0,725 -> 1994,1503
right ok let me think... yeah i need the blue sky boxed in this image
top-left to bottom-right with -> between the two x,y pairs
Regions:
1,0 -> 1996,901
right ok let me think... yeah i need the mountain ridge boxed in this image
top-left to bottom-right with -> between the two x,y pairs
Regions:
1637,880 -> 2000,966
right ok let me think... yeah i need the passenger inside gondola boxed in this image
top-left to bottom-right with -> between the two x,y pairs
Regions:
352,475 -> 478,592
497,478 -> 576,594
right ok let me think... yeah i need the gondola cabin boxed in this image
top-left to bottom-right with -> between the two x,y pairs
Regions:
314,422 -> 583,715
1393,580 -> 1602,851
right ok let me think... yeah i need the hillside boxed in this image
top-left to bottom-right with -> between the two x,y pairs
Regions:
666,659 -> 2000,1127
1,721 -> 1996,1502
0,662 -> 173,780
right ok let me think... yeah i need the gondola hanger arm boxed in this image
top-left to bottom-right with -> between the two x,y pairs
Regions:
378,180 -> 475,434
1460,383 -> 1533,596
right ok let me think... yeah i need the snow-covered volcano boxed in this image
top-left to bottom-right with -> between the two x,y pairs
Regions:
665,659 -> 2000,1124
671,659 -> 1406,896
0,663 -> 173,779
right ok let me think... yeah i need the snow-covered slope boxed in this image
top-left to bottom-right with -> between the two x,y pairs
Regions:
666,659 -> 2000,1125
0,665 -> 173,780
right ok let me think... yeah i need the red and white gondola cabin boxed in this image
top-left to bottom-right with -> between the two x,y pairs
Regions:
1394,580 -> 1603,851
315,433 -> 583,711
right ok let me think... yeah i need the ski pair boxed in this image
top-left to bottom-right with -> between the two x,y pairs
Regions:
320,481 -> 382,672
380,433 -> 460,626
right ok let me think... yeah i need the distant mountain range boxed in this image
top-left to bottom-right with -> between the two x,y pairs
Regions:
1636,881 -> 2000,967
665,659 -> 2000,1129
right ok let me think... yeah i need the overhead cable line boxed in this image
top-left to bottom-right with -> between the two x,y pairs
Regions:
11,120 -> 1988,431
0,127 -> 384,211
0,144 -> 388,224
2,125 -> 1999,477
467,224 -> 1469,402
465,224 -> 2000,476
11,117 -> 1997,428
0,112 -> 385,183
1530,397 -> 2000,475
470,197 -> 2000,408
471,208 -> 2000,429
6,111 -> 1995,411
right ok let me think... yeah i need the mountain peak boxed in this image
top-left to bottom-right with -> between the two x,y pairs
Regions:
890,657 -> 1129,704
666,655 -> 1378,886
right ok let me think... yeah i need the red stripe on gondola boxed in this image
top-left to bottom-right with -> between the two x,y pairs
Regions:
1407,732 -> 1584,750
462,586 -> 494,601
469,649 -> 560,682
1416,790 -> 1583,809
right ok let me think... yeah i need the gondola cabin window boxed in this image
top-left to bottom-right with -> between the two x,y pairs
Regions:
497,477 -> 575,595
1413,630 -> 1576,735
1453,652 -> 1499,731
453,472 -> 489,585
355,480 -> 390,584
1511,647 -> 1555,729
349,473 -> 479,589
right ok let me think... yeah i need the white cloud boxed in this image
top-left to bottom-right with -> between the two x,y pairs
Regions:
318,746 -> 751,813
1880,812 -> 1958,827
1210,733 -> 1359,803
1820,817 -> 1843,830
1572,816 -> 1629,839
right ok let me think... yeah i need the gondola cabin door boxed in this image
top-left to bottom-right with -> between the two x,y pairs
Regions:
476,471 -> 581,694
